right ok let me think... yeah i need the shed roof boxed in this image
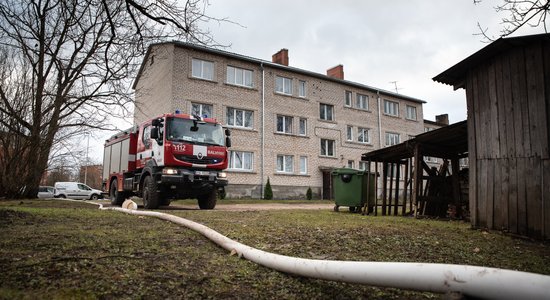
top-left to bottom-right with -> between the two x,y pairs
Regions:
433,33 -> 550,89
361,120 -> 467,163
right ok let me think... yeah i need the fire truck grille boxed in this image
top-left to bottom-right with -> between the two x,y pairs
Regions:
174,154 -> 218,165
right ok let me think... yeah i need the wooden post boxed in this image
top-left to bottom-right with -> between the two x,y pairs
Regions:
412,144 -> 422,217
388,163 -> 394,215
375,161 -> 379,216
451,157 -> 461,218
363,160 -> 372,215
403,159 -> 409,215
382,162 -> 388,216
394,162 -> 400,216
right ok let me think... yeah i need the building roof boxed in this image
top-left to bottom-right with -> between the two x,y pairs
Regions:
433,33 -> 550,89
133,41 -> 427,104
361,120 -> 467,163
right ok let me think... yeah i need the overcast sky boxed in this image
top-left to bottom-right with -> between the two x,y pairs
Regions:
88,0 -> 544,162
204,0 -> 542,123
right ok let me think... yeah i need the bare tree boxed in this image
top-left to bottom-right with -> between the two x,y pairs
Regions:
476,0 -> 550,41
0,0 -> 225,198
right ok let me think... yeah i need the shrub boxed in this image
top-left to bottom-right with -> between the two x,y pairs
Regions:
264,178 -> 273,200
306,187 -> 313,200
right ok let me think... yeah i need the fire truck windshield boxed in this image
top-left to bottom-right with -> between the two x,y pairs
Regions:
166,117 -> 225,146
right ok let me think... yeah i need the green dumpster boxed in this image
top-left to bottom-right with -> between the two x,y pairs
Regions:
331,168 -> 375,213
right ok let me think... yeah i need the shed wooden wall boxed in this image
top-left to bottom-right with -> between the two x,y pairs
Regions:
465,40 -> 550,239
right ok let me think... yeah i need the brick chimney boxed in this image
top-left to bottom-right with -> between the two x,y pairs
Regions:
327,65 -> 344,80
435,114 -> 449,125
272,49 -> 289,66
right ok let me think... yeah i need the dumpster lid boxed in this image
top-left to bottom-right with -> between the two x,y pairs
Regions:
331,168 -> 365,175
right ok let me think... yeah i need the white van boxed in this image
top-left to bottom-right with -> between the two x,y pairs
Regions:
54,182 -> 103,200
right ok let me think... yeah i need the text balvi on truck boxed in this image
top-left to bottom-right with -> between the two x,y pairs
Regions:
102,111 -> 231,209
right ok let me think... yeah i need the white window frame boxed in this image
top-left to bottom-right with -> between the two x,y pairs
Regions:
319,103 -> 334,121
347,160 -> 355,169
385,132 -> 400,146
229,150 -> 253,171
356,94 -> 369,110
275,76 -> 293,95
298,80 -> 306,98
384,100 -> 399,117
276,155 -> 294,173
191,58 -> 214,80
276,115 -> 293,134
227,107 -> 253,129
406,105 -> 417,120
320,139 -> 335,157
345,91 -> 352,107
299,156 -> 308,174
359,161 -> 367,170
346,125 -> 353,141
299,118 -> 307,136
357,127 -> 370,143
227,66 -> 253,88
191,102 -> 213,118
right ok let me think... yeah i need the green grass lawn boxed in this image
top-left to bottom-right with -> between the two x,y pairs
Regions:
1,199 -> 549,299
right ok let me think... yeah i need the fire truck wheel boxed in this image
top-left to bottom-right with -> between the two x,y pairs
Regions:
198,190 -> 217,210
142,175 -> 160,209
110,180 -> 125,206
160,198 -> 171,206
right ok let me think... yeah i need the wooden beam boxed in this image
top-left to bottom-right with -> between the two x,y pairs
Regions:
394,162 -> 400,216
403,159 -> 409,216
451,158 -> 461,218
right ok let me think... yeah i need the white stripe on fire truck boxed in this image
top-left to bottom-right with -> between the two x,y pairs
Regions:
137,151 -> 153,159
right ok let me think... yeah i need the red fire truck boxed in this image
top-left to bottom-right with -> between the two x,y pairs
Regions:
102,112 -> 231,209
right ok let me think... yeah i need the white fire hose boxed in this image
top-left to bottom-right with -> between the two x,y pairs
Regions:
87,200 -> 549,299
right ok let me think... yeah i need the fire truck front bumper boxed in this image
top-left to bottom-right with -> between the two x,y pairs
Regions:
160,169 -> 228,187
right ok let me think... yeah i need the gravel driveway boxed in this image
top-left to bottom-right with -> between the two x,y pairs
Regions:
168,202 -> 334,211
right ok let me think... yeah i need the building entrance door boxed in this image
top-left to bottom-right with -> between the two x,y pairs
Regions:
322,170 -> 333,200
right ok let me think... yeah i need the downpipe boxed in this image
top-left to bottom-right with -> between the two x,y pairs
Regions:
88,200 -> 549,299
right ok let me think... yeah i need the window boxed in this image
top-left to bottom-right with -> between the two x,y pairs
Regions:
347,160 -> 355,169
191,59 -> 214,80
356,94 -> 368,110
384,100 -> 399,116
298,80 -> 306,97
276,115 -> 293,134
385,132 -> 400,146
227,107 -> 253,129
320,139 -> 335,157
227,66 -> 253,87
359,161 -> 367,170
357,127 -> 370,143
346,125 -> 353,141
319,103 -> 334,121
300,156 -> 307,174
191,102 -> 213,118
345,91 -> 352,107
406,105 -> 417,120
275,76 -> 292,95
142,125 -> 152,149
277,155 -> 294,173
229,151 -> 253,171
299,118 -> 307,135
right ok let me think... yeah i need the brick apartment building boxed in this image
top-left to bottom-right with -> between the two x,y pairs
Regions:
133,42 -> 438,199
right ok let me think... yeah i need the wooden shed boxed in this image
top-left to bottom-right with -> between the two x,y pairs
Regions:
433,33 -> 550,239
